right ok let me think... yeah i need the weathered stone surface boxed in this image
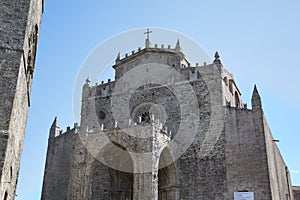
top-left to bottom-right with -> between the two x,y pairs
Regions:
293,186 -> 300,200
0,0 -> 43,199
42,41 -> 295,200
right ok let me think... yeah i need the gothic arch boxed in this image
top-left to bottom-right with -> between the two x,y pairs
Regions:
131,102 -> 167,124
131,102 -> 155,123
158,147 -> 178,200
89,142 -> 133,200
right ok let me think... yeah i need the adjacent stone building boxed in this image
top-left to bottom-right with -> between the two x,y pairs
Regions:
294,186 -> 300,200
0,0 -> 43,199
42,38 -> 297,200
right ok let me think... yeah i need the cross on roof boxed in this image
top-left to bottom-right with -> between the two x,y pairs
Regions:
144,28 -> 152,40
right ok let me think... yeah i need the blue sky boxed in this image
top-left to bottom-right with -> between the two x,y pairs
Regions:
16,0 -> 300,199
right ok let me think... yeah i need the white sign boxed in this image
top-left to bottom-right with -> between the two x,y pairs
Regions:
234,192 -> 254,200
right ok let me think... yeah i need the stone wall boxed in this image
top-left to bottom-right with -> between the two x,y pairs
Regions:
0,0 -> 43,199
41,119 -> 171,200
264,114 -> 294,199
224,107 -> 272,199
221,67 -> 244,108
42,44 -> 295,200
293,186 -> 300,200
41,132 -> 73,200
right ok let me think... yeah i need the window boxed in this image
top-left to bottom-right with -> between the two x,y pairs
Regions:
223,77 -> 228,85
98,110 -> 106,120
3,192 -> 8,200
229,79 -> 233,94
235,92 -> 240,108
10,166 -> 12,181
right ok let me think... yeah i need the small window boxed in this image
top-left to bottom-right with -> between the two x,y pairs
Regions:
3,192 -> 8,200
141,111 -> 150,123
98,110 -> 106,120
235,92 -> 240,108
223,77 -> 228,85
10,167 -> 12,181
229,80 -> 233,94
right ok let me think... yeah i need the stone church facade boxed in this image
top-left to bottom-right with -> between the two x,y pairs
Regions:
42,38 -> 297,200
0,0 -> 43,199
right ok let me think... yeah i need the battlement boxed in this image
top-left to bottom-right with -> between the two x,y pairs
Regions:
101,119 -> 169,137
79,41 -> 247,139
86,63 -> 217,100
114,40 -> 184,67
50,114 -> 171,143
92,61 -> 244,110
49,117 -> 79,138
112,39 -> 191,80
91,114 -> 170,135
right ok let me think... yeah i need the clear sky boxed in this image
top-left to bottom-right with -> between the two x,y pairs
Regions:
16,0 -> 300,199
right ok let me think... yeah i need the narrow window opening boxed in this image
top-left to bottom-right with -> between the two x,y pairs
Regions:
3,192 -> 8,200
10,166 -> 12,181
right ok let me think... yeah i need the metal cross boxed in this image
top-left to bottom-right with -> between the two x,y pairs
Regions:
144,28 -> 152,40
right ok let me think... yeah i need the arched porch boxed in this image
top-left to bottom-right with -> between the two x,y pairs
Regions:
89,142 -> 134,200
158,147 -> 178,200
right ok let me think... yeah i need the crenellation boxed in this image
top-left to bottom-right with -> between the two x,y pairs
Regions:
42,38 -> 296,200
95,79 -> 115,98
113,40 -> 186,72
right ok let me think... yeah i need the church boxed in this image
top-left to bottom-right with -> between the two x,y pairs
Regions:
41,36 -> 298,200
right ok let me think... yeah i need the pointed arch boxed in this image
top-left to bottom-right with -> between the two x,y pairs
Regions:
89,142 -> 133,200
158,147 -> 178,200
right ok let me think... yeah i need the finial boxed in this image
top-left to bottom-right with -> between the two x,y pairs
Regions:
50,117 -> 60,138
175,39 -> 181,51
86,77 -> 91,84
253,84 -> 258,92
213,51 -> 222,65
252,84 -> 260,99
214,51 -> 220,60
51,116 -> 58,128
116,52 -> 120,63
144,28 -> 152,48
251,84 -> 262,109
